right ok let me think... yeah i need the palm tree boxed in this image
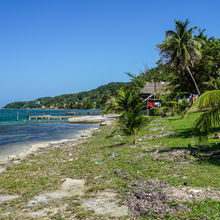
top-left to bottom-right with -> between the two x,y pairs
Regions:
158,19 -> 203,95
114,87 -> 142,113
191,90 -> 220,141
117,107 -> 148,144
114,87 -> 148,144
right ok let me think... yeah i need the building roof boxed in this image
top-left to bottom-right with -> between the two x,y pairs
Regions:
141,82 -> 165,95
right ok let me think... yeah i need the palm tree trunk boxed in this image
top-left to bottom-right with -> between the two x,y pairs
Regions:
186,65 -> 200,95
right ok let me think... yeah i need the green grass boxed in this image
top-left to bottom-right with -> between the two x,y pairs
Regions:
0,112 -> 219,219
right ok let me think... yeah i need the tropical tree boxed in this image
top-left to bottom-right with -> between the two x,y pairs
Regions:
203,75 -> 220,90
117,104 -> 148,144
114,87 -> 148,144
175,98 -> 191,118
191,90 -> 220,141
125,72 -> 147,92
158,19 -> 203,95
114,87 -> 142,113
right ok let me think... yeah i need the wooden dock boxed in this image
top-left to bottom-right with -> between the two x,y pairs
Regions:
29,115 -> 73,120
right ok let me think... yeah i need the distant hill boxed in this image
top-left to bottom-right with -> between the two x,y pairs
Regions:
3,82 -> 128,109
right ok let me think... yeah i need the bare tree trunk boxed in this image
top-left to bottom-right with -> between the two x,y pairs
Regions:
186,65 -> 200,95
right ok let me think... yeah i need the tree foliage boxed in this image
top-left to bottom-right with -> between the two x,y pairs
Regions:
4,82 -> 127,109
158,19 -> 204,95
191,90 -> 220,141
114,86 -> 148,144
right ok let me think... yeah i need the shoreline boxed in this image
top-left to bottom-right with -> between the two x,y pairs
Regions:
0,114 -> 117,166
0,127 -> 100,165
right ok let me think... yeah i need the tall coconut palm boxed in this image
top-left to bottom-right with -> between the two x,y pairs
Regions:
158,19 -> 203,95
191,90 -> 220,141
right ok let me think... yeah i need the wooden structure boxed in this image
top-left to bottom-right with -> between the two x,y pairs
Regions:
29,115 -> 73,120
141,82 -> 165,101
66,111 -> 97,115
140,82 -> 166,115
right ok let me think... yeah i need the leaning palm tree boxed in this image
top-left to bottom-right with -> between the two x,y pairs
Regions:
191,90 -> 220,141
158,19 -> 203,95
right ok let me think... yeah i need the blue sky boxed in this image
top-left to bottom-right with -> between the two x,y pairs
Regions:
0,0 -> 220,107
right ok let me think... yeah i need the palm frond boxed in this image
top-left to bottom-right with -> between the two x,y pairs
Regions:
193,90 -> 220,110
166,30 -> 178,39
194,105 -> 220,141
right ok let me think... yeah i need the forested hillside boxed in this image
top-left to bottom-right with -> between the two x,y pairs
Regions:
3,82 -> 127,109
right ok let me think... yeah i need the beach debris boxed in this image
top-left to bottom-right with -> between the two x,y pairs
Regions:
143,131 -> 176,140
27,178 -> 85,207
188,193 -> 195,199
126,180 -> 220,218
0,194 -> 21,204
82,191 -> 128,217
126,181 -> 181,218
147,148 -> 196,163
111,152 -> 118,158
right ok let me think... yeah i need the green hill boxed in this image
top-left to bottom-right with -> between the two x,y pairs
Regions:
4,82 -> 127,109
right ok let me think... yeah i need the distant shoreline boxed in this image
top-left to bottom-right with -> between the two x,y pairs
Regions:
1,108 -> 101,110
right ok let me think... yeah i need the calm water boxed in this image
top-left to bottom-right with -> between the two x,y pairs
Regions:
0,109 -> 100,157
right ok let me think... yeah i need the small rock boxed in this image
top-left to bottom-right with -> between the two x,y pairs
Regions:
27,178 -> 85,207
82,191 -> 128,217
13,160 -> 20,165
0,194 -> 21,204
94,176 -> 103,179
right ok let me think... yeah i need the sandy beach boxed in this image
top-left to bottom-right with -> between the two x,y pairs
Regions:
0,127 -> 100,164
0,115 -> 117,164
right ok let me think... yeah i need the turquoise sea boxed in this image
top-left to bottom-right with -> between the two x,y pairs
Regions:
0,109 -> 100,160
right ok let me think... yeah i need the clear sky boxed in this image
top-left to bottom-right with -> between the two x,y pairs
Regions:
0,0 -> 220,107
